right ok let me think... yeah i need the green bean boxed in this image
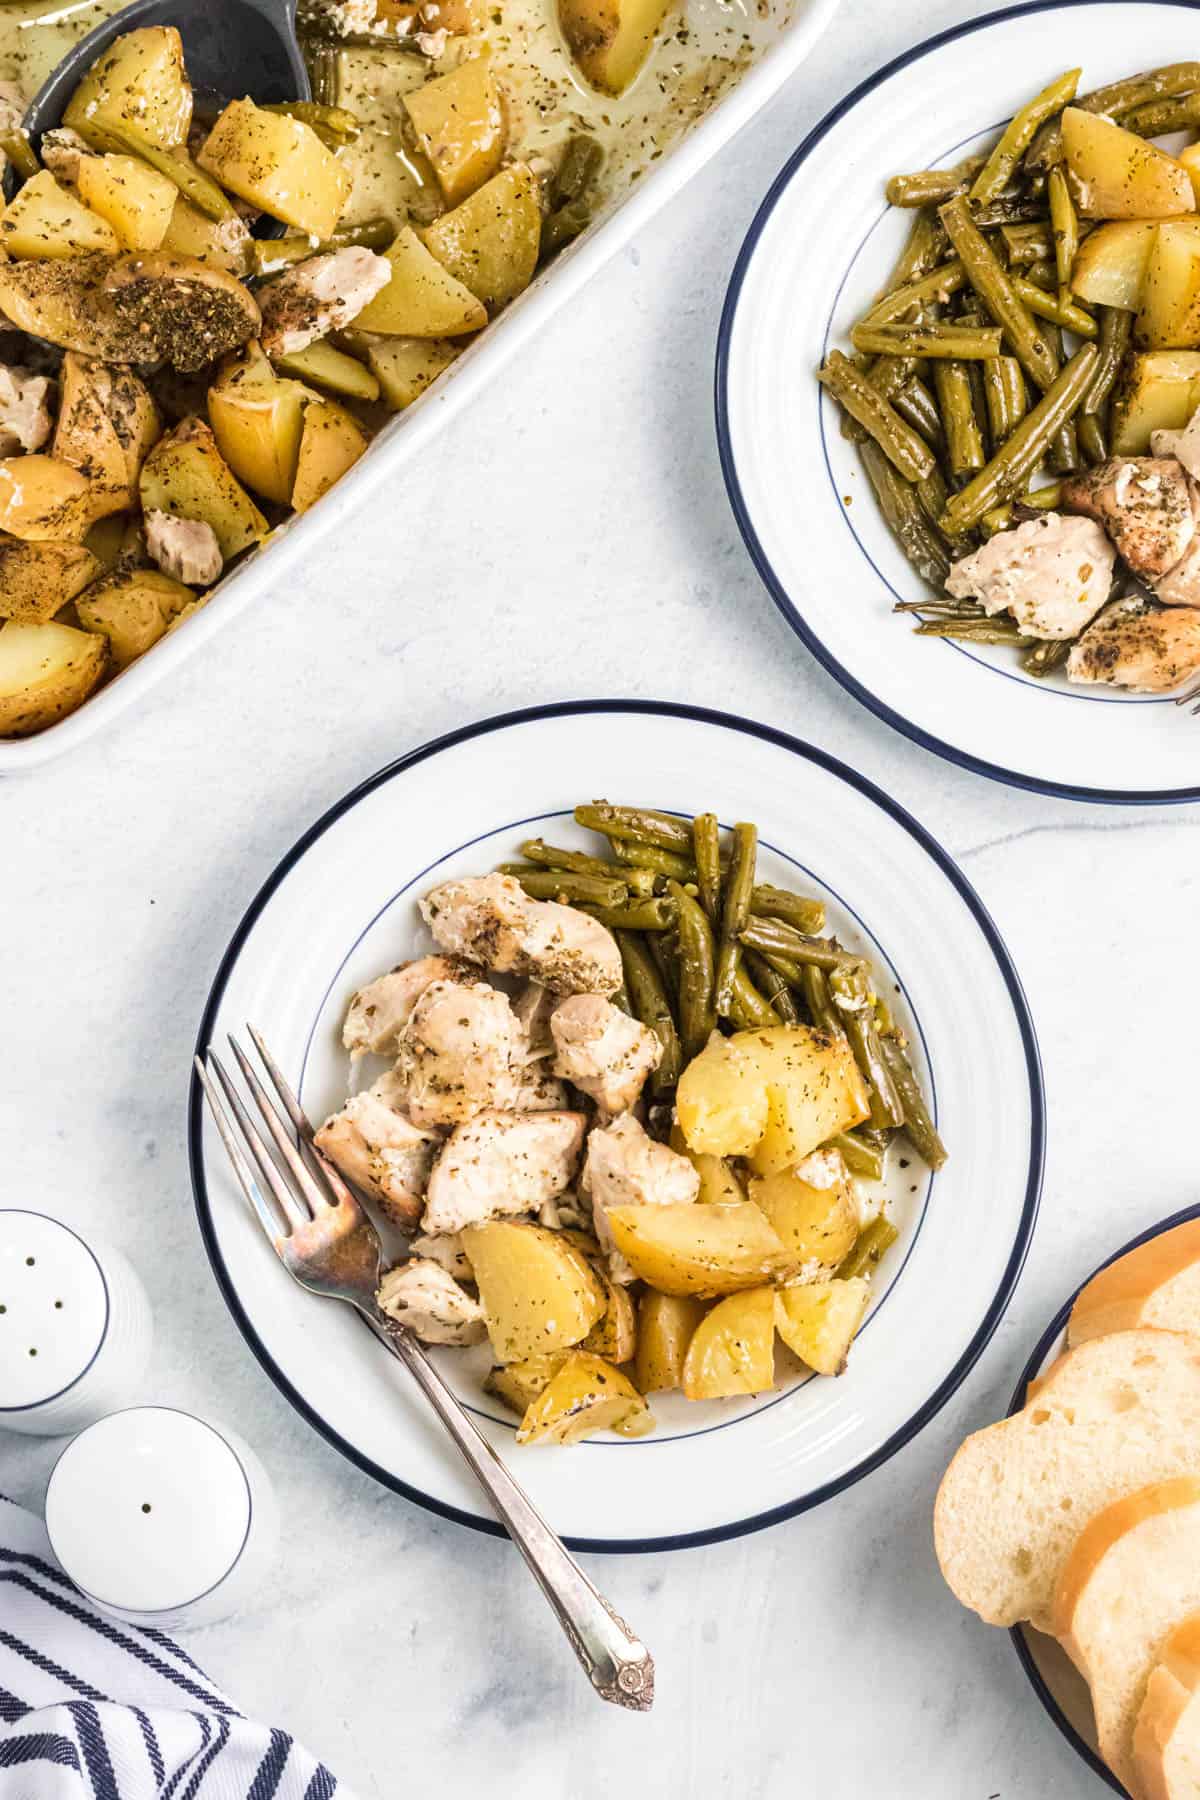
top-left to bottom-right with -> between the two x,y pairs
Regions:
750,884 -> 826,936
861,259 -> 967,327
830,1131 -> 886,1183
979,480 -> 1062,535
503,868 -> 628,907
939,343 -> 1097,535
250,216 -> 395,273
580,897 -> 676,931
1077,411 -> 1107,463
829,962 -> 904,1130
972,197 -> 1047,228
714,823 -> 757,1017
982,355 -> 1026,444
1023,258 -> 1058,292
969,68 -> 1081,203
303,39 -> 340,106
914,617 -> 1035,644
726,964 -> 779,1031
933,360 -> 985,482
840,355 -> 924,443
859,441 -> 951,587
740,914 -> 852,971
1010,274 -> 1097,340
575,802 -> 692,853
1046,165 -> 1078,309
609,838 -> 695,882
1001,222 -> 1053,267
263,100 -> 361,145
541,200 -> 590,258
837,1216 -> 900,1280
800,966 -> 841,1037
885,157 -> 984,207
939,196 -> 1059,391
666,881 -> 716,1059
647,928 -> 679,1004
850,321 -> 1002,360
692,814 -> 722,924
1081,306 -> 1132,418
875,207 -> 948,299
519,838 -> 631,880
1122,91 -> 1200,136
552,134 -> 602,206
817,350 -> 936,481
914,463 -> 957,546
1022,637 -> 1073,678
893,377 -> 942,445
618,934 -> 681,1095
101,126 -> 236,220
744,949 -> 800,1024
1026,63 -> 1200,171
878,1036 -> 947,1169
0,130 -> 38,181
1047,418 -> 1080,474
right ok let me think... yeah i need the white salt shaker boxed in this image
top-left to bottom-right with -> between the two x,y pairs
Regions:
0,1209 -> 152,1437
44,1406 -> 280,1630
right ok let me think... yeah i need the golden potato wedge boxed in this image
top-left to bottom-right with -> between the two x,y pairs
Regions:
1180,142 -> 1200,207
581,1272 -> 637,1363
420,163 -> 541,310
0,538 -> 101,624
1111,347 -> 1200,451
290,399 -> 369,513
208,343 -> 315,505
158,196 -> 252,274
682,1286 -> 776,1401
83,514 -> 131,574
75,567 -> 194,667
606,1201 -> 795,1298
102,253 -> 261,372
1136,221 -> 1200,348
0,618 -> 107,735
559,0 -> 675,96
272,339 -> 380,402
0,171 -> 118,258
354,228 -> 486,338
460,1220 -> 606,1363
139,418 -> 267,560
198,99 -> 352,238
669,1122 -> 746,1206
1070,220 -> 1159,309
403,55 -> 505,207
674,1030 -> 770,1156
366,336 -> 462,410
64,26 -> 193,152
634,1291 -> 708,1392
0,255 -> 149,361
1062,107 -> 1194,219
0,457 -> 100,542
76,153 -> 177,251
483,1352 -> 567,1416
516,1351 -> 652,1445
749,1153 -> 859,1271
677,1023 -> 868,1170
775,1279 -> 869,1375
54,354 -> 161,505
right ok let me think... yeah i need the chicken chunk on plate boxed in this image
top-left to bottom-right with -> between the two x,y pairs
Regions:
420,872 -> 622,996
1067,597 -> 1200,692
342,955 -> 473,1059
396,977 -> 524,1128
376,1258 -> 486,1346
584,1113 -> 699,1281
408,1231 -> 473,1281
1062,457 -> 1195,581
550,994 -> 661,1113
0,363 -> 54,457
946,513 -> 1114,640
422,1109 -> 586,1234
145,509 -> 223,587
315,1078 -> 442,1228
259,246 -> 392,356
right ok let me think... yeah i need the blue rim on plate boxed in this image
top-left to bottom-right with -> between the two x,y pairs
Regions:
715,0 -> 1200,807
1006,1202 -> 1200,1795
188,699 -> 1046,1553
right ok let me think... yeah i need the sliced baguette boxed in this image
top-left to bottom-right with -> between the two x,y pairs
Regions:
1069,1221 -> 1200,1347
1134,1612 -> 1200,1800
934,1330 -> 1200,1631
1054,1478 -> 1200,1794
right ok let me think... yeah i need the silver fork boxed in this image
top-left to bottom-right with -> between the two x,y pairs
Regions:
1176,676 -> 1200,715
194,1029 -> 654,1711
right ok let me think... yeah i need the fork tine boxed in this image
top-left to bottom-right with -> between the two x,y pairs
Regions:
209,1049 -> 312,1231
244,1024 -> 359,1209
194,1055 -> 291,1242
1175,677 -> 1200,708
228,1035 -> 334,1216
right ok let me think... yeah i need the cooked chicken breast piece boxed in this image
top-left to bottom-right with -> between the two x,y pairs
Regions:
408,1230 -> 473,1281
314,1078 -> 442,1228
39,127 -> 91,184
550,994 -> 661,1113
584,1113 -> 700,1279
1151,481 -> 1200,607
422,1109 -> 586,1235
258,247 -> 392,356
0,364 -> 54,457
1153,406 -> 1200,481
945,512 -> 1114,640
396,978 -> 523,1128
1062,457 -> 1195,581
376,1259 -> 486,1345
421,872 -> 622,995
510,1064 -> 571,1111
342,954 -> 473,1059
1067,598 -> 1200,691
512,980 -> 556,1058
145,509 -> 223,586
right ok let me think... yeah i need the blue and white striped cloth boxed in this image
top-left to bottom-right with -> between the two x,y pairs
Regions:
0,1497 -> 351,1799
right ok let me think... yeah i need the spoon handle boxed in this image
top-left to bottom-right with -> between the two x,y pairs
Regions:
361,1309 -> 655,1711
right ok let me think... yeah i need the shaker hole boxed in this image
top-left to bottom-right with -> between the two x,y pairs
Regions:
54,1300 -> 63,1309
141,1503 -> 152,1514
24,1257 -> 34,1267
27,1347 -> 36,1357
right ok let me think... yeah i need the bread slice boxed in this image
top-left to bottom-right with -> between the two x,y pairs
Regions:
934,1330 -> 1200,1631
1069,1221 -> 1200,1347
1054,1479 -> 1200,1794
1133,1612 -> 1200,1800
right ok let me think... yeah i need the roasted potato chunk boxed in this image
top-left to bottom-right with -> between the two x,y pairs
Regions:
775,1278 -> 870,1376
749,1155 -> 859,1271
403,55 -> 505,206
0,255 -> 146,361
1111,348 -> 1200,451
208,342 -> 314,505
76,153 -> 178,251
158,197 -> 252,275
273,339 -> 380,402
669,1123 -> 746,1206
0,457 -> 100,542
1136,222 -> 1200,348
581,1271 -> 637,1363
460,1220 -> 606,1363
558,0 -> 675,95
64,26 -> 193,152
366,337 -> 462,410
605,1201 -> 796,1298
682,1286 -> 776,1401
676,1023 -> 868,1170
75,567 -> 194,667
516,1351 -> 652,1444
353,228 -> 486,337
634,1291 -> 707,1393
290,399 -> 369,513
1070,220 -> 1159,310
54,354 -> 161,506
0,538 -> 101,624
1062,107 -> 1195,219
198,99 -> 352,238
0,618 -> 107,735
483,1352 -> 567,1416
102,253 -> 261,372
0,171 -> 118,258
420,163 -> 541,310
139,418 -> 267,559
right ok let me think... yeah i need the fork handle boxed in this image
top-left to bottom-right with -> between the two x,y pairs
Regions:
360,1309 -> 655,1711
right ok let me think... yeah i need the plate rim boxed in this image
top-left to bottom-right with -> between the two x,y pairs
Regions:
1006,1200 -> 1200,1796
188,698 -> 1046,1552
714,0 -> 1200,807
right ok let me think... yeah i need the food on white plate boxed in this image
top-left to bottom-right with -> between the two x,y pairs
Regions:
819,59 -> 1200,693
314,802 -> 945,1444
1133,1612 -> 1200,1800
1068,1219 -> 1200,1345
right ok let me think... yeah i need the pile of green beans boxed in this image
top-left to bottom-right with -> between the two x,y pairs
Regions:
495,804 -> 947,1171
817,60 -> 1200,679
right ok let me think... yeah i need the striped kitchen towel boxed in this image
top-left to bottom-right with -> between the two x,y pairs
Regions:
0,1496 -> 352,1799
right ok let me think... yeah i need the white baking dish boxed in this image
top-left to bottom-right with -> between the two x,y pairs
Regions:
3,0 -> 840,769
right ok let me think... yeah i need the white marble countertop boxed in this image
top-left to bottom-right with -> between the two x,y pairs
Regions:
5,0 -> 1198,1792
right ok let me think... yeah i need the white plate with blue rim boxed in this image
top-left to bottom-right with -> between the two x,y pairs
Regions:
189,701 -> 1044,1550
717,0 -> 1200,804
